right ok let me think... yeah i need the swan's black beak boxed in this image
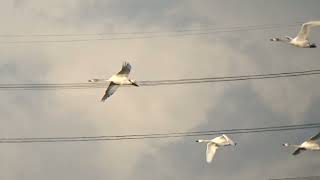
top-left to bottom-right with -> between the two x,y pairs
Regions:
132,82 -> 139,87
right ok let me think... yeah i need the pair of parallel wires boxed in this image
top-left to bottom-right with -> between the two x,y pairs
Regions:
0,22 -> 302,44
0,21 -> 318,144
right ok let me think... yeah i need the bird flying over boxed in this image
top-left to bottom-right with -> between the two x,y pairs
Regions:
196,134 -> 236,163
270,21 -> 320,48
283,132 -> 320,155
88,62 -> 139,102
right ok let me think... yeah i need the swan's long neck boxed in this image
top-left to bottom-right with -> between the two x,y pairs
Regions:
88,78 -> 110,82
271,37 -> 291,42
197,139 -> 211,143
285,36 -> 293,41
283,143 -> 300,148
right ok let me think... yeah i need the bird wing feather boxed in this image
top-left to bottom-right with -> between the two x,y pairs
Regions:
308,132 -> 320,141
292,147 -> 304,156
101,82 -> 119,102
222,134 -> 236,145
296,21 -> 320,41
117,62 -> 131,77
206,142 -> 218,163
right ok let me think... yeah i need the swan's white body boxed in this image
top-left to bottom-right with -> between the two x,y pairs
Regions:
270,21 -> 320,48
283,132 -> 320,155
88,62 -> 138,101
196,134 -> 236,163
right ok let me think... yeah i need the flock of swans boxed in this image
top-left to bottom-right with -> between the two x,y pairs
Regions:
195,132 -> 320,163
88,21 -> 320,163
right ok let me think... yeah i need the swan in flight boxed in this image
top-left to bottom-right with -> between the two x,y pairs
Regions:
283,132 -> 320,155
196,134 -> 236,163
270,21 -> 320,48
88,62 -> 139,102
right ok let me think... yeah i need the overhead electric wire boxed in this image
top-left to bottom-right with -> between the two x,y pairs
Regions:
0,22 -> 301,44
0,22 -> 301,37
0,123 -> 319,143
269,176 -> 320,180
0,69 -> 319,90
140,69 -> 320,86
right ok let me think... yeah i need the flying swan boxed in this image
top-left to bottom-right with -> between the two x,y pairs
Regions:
270,21 -> 320,48
88,62 -> 139,101
283,132 -> 320,155
196,134 -> 236,163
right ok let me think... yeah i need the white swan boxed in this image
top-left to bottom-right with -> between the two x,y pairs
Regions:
270,21 -> 320,48
196,134 -> 236,163
88,62 -> 139,101
283,132 -> 320,155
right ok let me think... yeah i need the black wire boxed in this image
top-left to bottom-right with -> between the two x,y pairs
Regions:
0,22 -> 300,38
269,176 -> 320,180
0,123 -> 318,143
140,69 -> 320,83
0,69 -> 319,90
0,23 -> 300,44
1,122 -> 319,140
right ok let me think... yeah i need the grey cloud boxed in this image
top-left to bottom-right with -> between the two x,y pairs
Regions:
1,1 -> 320,180
133,85 -> 320,180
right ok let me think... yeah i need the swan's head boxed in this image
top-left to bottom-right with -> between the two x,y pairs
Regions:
130,79 -> 139,87
196,140 -> 204,143
88,79 -> 99,82
270,38 -> 279,42
282,143 -> 289,147
309,43 -> 317,48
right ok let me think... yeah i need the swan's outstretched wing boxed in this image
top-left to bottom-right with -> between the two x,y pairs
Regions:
296,21 -> 320,41
206,142 -> 218,163
222,134 -> 236,145
212,134 -> 235,146
292,147 -> 304,156
101,82 -> 119,102
308,132 -> 320,141
117,62 -> 131,77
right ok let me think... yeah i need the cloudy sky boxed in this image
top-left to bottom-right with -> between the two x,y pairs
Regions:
0,0 -> 320,179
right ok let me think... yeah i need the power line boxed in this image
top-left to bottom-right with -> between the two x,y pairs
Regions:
0,23 -> 301,44
0,69 -> 319,90
269,176 -> 320,180
0,22 -> 301,38
1,123 -> 319,140
0,123 -> 319,143
140,69 -> 320,86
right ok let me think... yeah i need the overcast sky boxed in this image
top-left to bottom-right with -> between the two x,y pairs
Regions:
0,0 -> 320,180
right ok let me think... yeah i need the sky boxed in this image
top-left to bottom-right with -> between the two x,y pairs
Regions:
0,0 -> 320,179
